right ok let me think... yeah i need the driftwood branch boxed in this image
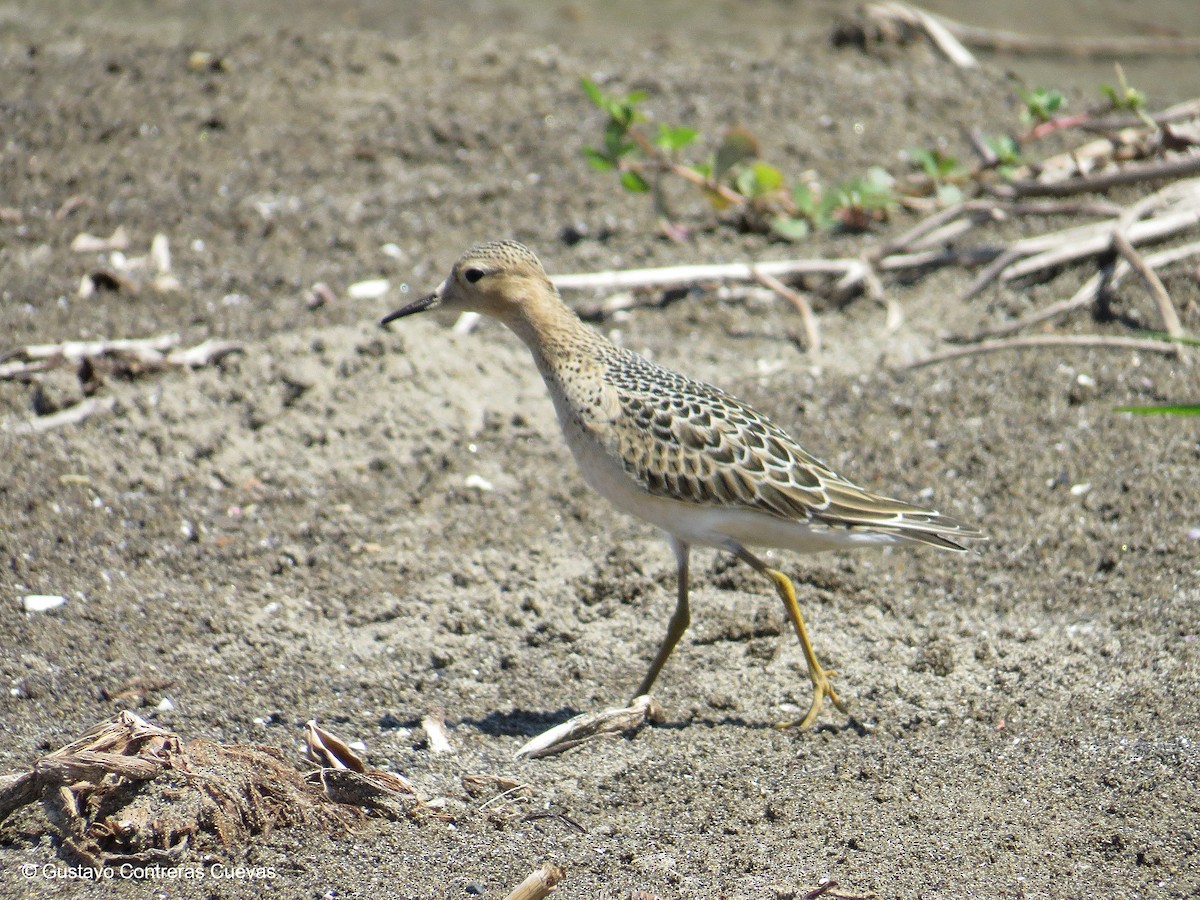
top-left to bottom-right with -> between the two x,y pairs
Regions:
863,2 -> 1200,60
552,259 -> 867,294
862,2 -> 978,67
938,18 -> 1200,59
0,334 -> 244,380
1000,206 -> 1200,282
966,240 -> 1200,341
996,156 -> 1200,200
502,865 -> 566,900
2,396 -> 117,434
902,334 -> 1184,370
1,334 -> 245,434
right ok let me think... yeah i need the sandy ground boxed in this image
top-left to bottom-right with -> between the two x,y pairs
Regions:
1,4 -> 1198,898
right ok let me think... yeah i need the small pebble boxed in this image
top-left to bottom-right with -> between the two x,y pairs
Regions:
22,594 -> 67,612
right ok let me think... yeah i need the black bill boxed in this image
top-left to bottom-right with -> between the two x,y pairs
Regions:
380,291 -> 438,326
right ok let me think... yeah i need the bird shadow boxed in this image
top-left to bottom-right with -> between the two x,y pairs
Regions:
457,706 -> 871,740
462,707 -> 585,738
664,713 -> 871,738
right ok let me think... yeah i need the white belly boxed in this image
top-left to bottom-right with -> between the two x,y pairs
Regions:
555,413 -> 895,556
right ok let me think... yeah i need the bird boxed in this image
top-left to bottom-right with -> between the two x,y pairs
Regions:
382,240 -> 982,728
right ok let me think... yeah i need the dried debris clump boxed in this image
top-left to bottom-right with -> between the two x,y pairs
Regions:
0,712 -> 353,870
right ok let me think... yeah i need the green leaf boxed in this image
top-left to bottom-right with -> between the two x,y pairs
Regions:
620,169 -> 651,193
714,128 -> 759,181
1132,331 -> 1200,347
909,147 -> 961,180
1115,404 -> 1200,416
770,216 -> 811,241
1019,86 -> 1066,122
582,147 -> 615,171
580,77 -> 605,108
907,146 -> 938,178
734,167 -> 755,197
750,161 -> 783,192
857,167 -> 897,210
655,124 -> 699,153
983,134 -> 1021,165
1100,64 -> 1148,112
936,183 -> 964,206
735,160 -> 784,198
791,181 -> 818,215
603,124 -> 636,159
864,166 -> 894,189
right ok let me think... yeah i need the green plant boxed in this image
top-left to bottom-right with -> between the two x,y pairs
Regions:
580,78 -> 904,240
829,167 -> 898,229
1018,86 -> 1066,124
1115,404 -> 1200,416
1100,64 -> 1147,113
1114,334 -> 1199,416
908,146 -> 966,205
978,133 -> 1024,180
579,78 -> 654,192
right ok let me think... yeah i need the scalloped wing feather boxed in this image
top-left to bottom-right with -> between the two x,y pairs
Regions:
589,346 -> 980,550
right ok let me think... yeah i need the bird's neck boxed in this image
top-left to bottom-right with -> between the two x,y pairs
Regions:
503,287 -> 604,370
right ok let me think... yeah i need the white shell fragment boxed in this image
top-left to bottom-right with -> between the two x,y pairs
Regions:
421,708 -> 454,755
22,594 -> 67,612
463,474 -> 495,492
515,694 -> 664,759
70,226 -> 129,253
452,311 -> 481,334
348,278 -> 390,300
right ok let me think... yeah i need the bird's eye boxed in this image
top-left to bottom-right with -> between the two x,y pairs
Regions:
463,267 -> 485,284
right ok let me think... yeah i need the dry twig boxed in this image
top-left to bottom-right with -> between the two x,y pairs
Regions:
902,334 -> 1184,370
752,267 -> 821,353
1,334 -> 245,433
1111,229 -> 1185,348
965,240 -> 1200,340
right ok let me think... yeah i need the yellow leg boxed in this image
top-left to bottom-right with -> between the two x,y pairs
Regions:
735,547 -> 848,728
634,537 -> 690,700
765,567 -> 848,728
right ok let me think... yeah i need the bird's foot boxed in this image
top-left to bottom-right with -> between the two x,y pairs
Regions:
776,663 -> 848,730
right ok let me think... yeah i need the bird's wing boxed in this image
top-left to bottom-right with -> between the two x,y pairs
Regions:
590,350 -> 980,549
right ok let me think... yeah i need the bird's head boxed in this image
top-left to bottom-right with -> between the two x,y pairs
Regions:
381,240 -> 553,327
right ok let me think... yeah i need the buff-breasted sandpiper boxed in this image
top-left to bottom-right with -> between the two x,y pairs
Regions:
383,240 -> 982,728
